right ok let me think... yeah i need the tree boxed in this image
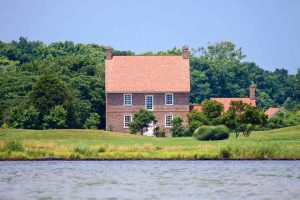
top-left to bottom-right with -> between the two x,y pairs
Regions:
170,116 -> 185,137
129,109 -> 156,134
21,106 -> 39,129
294,68 -> 300,101
256,91 -> 274,110
0,38 -> 298,130
0,108 -> 3,126
30,74 -> 72,117
223,101 -> 267,137
187,110 -> 209,135
7,106 -> 23,128
153,126 -> 166,137
283,97 -> 297,110
84,113 -> 100,129
43,105 -> 67,129
201,99 -> 224,120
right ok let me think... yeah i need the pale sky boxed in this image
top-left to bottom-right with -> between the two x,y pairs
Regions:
0,0 -> 299,73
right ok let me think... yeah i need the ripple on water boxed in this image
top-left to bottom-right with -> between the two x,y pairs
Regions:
0,160 -> 299,200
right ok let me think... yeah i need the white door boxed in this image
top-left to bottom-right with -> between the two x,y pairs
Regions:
143,122 -> 154,136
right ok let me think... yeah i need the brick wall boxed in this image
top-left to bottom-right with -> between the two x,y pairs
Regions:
106,93 -> 189,135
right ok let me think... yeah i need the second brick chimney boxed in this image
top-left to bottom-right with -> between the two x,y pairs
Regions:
105,46 -> 112,60
182,45 -> 189,59
249,84 -> 256,100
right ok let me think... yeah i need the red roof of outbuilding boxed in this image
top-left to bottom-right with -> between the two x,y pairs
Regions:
264,108 -> 281,118
211,98 -> 256,111
189,105 -> 203,112
105,56 -> 190,93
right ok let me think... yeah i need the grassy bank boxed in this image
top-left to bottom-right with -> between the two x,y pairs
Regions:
0,126 -> 299,160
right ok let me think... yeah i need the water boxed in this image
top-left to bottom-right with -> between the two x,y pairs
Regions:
0,161 -> 299,200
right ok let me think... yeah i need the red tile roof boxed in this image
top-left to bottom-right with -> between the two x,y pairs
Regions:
189,105 -> 203,112
211,98 -> 256,111
105,56 -> 190,93
264,108 -> 281,118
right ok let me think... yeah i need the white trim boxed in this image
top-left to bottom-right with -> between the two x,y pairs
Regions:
165,93 -> 174,105
124,115 -> 132,128
145,95 -> 154,111
165,115 -> 173,128
123,93 -> 132,106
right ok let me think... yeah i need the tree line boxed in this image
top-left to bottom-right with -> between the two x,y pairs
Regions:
0,37 -> 299,129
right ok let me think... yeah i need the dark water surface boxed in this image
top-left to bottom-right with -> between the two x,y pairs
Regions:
0,161 -> 299,200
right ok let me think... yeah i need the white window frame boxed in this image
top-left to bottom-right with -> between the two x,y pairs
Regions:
124,115 -> 132,128
165,93 -> 174,105
145,95 -> 154,111
165,115 -> 173,128
123,93 -> 132,106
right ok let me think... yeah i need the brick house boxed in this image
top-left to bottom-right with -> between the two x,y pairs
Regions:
105,45 -> 190,136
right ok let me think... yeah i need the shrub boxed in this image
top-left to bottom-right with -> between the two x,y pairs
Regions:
84,113 -> 100,129
171,116 -> 185,137
193,125 -> 230,141
4,141 -> 24,152
129,109 -> 156,134
97,147 -> 106,153
0,108 -> 3,127
1,123 -> 8,129
7,106 -> 23,128
193,126 -> 213,140
187,120 -> 203,137
153,126 -> 166,137
21,106 -> 40,129
43,105 -> 67,129
74,146 -> 94,156
213,125 -> 230,140
219,147 -> 231,159
187,110 -> 209,136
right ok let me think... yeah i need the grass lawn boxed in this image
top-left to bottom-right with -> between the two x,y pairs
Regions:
0,126 -> 299,160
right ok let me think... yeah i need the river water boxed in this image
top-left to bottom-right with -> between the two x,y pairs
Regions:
0,161 -> 299,200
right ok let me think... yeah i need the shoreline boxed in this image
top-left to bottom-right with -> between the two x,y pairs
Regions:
1,127 -> 299,161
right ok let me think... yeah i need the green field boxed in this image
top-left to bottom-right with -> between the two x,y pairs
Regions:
0,126 -> 299,160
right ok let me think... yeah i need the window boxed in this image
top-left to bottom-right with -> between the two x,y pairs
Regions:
165,93 -> 174,105
124,94 -> 132,106
165,115 -> 173,127
124,115 -> 132,128
145,95 -> 153,110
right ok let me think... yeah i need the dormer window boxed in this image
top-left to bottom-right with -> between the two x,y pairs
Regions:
165,93 -> 174,105
124,94 -> 132,106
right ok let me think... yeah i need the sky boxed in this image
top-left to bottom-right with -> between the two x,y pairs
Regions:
0,0 -> 300,74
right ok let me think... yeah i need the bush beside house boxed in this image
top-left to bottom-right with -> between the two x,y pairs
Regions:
193,125 -> 230,141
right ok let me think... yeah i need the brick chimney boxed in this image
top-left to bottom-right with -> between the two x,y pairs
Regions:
249,84 -> 256,100
182,45 -> 189,59
105,46 -> 112,60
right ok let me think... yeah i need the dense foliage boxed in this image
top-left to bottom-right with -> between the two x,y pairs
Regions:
129,109 -> 156,134
193,125 -> 230,141
190,42 -> 299,109
170,116 -> 186,137
201,99 -> 224,120
221,101 -> 267,137
0,37 -> 106,129
0,37 -> 299,129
